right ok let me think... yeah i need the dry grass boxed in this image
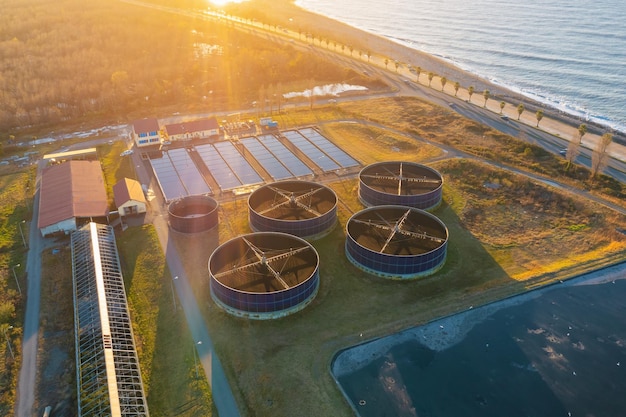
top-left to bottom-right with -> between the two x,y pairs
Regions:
435,159 -> 626,281
319,122 -> 443,164
0,170 -> 32,250
342,97 -> 625,202
0,169 -> 32,415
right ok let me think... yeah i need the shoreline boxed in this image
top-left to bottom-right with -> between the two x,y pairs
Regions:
293,0 -> 626,136
290,0 -> 626,138
248,0 -> 625,146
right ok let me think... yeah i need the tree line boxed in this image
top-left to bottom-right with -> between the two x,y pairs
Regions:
0,0 -> 355,138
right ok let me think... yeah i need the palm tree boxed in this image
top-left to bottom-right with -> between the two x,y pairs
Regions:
499,101 -> 505,114
483,89 -> 490,108
341,44 -> 345,54
428,72 -> 434,86
394,61 -> 400,72
366,51 -> 371,62
384,58 -> 389,69
517,103 -> 525,120
591,132 -> 613,178
578,123 -> 587,143
565,123 -> 588,170
349,45 -> 354,56
454,82 -> 460,96
440,77 -> 447,91
468,86 -> 475,102
415,66 -> 422,83
535,110 -> 544,127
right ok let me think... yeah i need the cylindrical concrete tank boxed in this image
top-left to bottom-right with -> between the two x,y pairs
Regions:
345,205 -> 448,279
168,195 -> 219,233
209,232 -> 320,319
359,161 -> 443,211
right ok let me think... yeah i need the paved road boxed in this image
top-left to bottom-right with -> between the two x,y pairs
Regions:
16,162 -> 46,417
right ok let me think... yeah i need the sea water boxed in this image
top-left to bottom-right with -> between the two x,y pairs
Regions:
295,0 -> 626,134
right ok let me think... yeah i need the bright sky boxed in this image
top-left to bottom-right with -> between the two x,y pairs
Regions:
208,0 -> 247,6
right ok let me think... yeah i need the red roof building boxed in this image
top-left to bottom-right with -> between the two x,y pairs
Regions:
131,118 -> 160,147
163,117 -> 219,142
38,160 -> 109,236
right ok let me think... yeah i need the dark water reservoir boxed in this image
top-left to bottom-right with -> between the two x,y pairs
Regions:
333,268 -> 626,417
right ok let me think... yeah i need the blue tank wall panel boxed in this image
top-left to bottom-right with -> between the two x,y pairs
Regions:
249,207 -> 337,238
345,237 -> 447,276
210,270 -> 320,313
359,183 -> 442,210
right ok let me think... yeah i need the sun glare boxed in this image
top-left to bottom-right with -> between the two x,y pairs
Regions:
208,0 -> 247,6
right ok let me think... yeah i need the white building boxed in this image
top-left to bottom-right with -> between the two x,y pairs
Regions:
131,118 -> 160,147
113,177 -> 147,217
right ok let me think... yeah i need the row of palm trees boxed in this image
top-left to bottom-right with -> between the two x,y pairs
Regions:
293,23 -> 554,131
235,13 -> 550,130
233,12 -> 617,178
394,64 -> 548,127
301,19 -> 616,179
296,22 -> 616,180
378,55 -> 615,178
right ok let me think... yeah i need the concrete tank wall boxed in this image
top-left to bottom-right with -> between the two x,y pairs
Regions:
168,195 -> 219,234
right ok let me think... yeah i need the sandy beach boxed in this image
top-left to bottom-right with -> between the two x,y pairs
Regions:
242,0 -> 626,161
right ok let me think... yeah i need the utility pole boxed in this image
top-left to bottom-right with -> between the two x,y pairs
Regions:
18,220 -> 26,248
171,276 -> 179,311
3,325 -> 14,360
12,264 -> 22,295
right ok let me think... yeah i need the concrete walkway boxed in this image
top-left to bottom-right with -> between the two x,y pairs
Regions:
131,149 -> 240,417
151,215 -> 241,417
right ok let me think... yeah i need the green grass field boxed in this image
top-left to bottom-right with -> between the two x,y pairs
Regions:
167,105 -> 626,416
116,225 -> 213,417
3,96 -> 625,416
0,169 -> 32,415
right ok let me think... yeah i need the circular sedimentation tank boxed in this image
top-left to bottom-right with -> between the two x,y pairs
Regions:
208,232 -> 320,319
345,205 -> 448,279
168,195 -> 219,234
359,161 -> 443,211
248,180 -> 337,240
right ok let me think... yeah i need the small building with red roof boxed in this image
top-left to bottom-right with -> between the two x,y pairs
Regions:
113,177 -> 147,217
